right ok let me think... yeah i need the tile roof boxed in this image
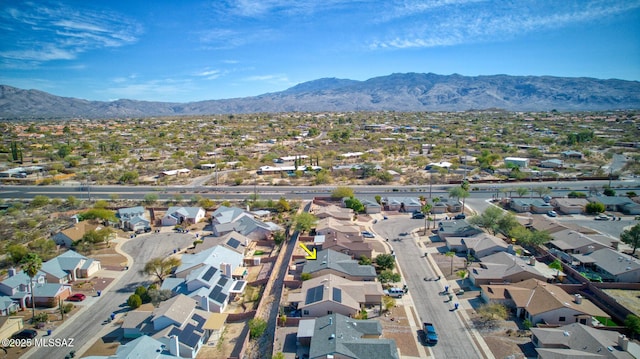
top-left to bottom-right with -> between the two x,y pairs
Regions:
531,323 -> 634,359
302,249 -> 376,278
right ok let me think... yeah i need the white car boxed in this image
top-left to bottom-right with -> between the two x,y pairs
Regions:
547,210 -> 558,217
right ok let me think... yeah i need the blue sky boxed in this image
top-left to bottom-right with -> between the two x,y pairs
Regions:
1,0 -> 639,103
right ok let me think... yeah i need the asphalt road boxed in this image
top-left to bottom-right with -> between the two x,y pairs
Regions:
373,215 -> 482,359
22,232 -> 195,359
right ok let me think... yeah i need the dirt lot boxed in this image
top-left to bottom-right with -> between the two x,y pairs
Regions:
89,243 -> 128,270
379,305 -> 420,357
197,321 -> 247,359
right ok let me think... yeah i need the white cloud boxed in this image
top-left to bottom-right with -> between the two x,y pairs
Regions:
101,78 -> 195,102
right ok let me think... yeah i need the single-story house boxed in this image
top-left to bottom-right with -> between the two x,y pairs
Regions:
469,252 -> 556,286
570,248 -> 640,283
504,157 -> 529,168
587,196 -> 640,214
550,198 -> 588,214
0,316 -> 23,339
52,221 -> 103,247
437,220 -> 483,241
384,197 -> 422,212
82,335 -> 176,359
302,249 -> 377,281
530,323 -> 634,359
313,205 -> 353,220
40,250 -> 101,283
161,206 -> 206,226
539,159 -> 564,168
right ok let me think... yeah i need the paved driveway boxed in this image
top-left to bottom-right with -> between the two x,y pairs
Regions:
23,232 -> 195,359
373,216 -> 485,359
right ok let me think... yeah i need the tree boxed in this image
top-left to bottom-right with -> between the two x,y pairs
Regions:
603,187 -> 616,197
375,254 -> 395,271
621,223 -> 640,255
515,187 -> 529,197
477,303 -> 508,322
358,255 -> 372,265
378,270 -> 401,284
331,186 -> 354,199
344,197 -> 365,213
585,202 -> 605,214
468,206 -> 503,235
272,231 -> 286,246
548,259 -> 563,271
78,208 -> 117,222
148,288 -> 173,306
135,286 -> 151,303
448,186 -> 469,212
21,253 -> 42,319
275,197 -> 290,213
567,191 -> 587,198
445,251 -> 456,275
119,170 -> 139,184
6,244 -> 28,265
249,318 -> 267,339
497,213 -> 520,236
293,212 -> 317,234
127,294 -> 142,309
143,257 -> 181,283
30,195 -> 50,208
533,186 -> 552,198
625,314 -> 640,339
143,193 -> 159,205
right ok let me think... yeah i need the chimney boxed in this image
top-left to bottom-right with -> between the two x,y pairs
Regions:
618,334 -> 629,351
7,268 -> 16,277
574,294 -> 582,304
529,257 -> 536,266
221,263 -> 232,277
168,335 -> 180,357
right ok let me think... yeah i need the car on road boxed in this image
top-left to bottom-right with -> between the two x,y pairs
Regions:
12,329 -> 37,340
594,214 -> 610,221
361,231 -> 375,238
67,293 -> 86,302
453,213 -> 466,220
411,212 -> 426,219
547,210 -> 558,217
422,322 -> 438,345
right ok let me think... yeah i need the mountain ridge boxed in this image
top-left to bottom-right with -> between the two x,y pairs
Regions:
1,72 -> 639,119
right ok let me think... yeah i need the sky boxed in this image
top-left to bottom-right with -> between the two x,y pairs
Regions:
1,0 -> 639,103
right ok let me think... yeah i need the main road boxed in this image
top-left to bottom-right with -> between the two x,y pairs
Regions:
22,232 -> 194,359
373,217 -> 484,359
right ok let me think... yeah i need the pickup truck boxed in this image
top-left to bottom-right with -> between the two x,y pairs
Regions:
423,322 -> 438,344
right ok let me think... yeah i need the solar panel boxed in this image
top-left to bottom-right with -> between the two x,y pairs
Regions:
218,276 -> 229,287
227,238 -> 241,249
179,324 -> 201,347
209,285 -> 223,299
201,267 -> 218,282
168,327 -> 181,338
332,288 -> 342,303
305,285 -> 324,305
233,280 -> 245,291
214,292 -> 228,304
192,314 -> 206,328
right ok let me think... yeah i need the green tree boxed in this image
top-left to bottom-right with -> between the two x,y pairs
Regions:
127,294 -> 142,309
21,253 -> 43,319
293,212 -> 317,234
6,244 -> 28,265
378,270 -> 401,284
358,255 -> 372,265
272,231 -> 286,246
273,353 -> 285,359
621,223 -> 640,255
275,197 -> 290,213
603,187 -> 616,196
78,208 -> 117,222
135,286 -> 151,304
344,197 -> 365,213
533,186 -> 552,198
375,253 -> 395,271
515,187 -> 529,197
497,213 -> 520,236
119,170 -> 139,184
143,257 -> 181,283
331,186 -> 355,199
448,186 -> 469,212
585,202 -> 605,214
143,193 -> 159,205
548,259 -> 563,271
249,318 -> 267,339
625,314 -> 640,338
468,206 -> 503,235
445,251 -> 456,275
567,191 -> 587,198
30,195 -> 50,208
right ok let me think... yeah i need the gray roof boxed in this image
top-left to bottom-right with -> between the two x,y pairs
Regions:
550,229 -> 604,251
211,206 -> 247,224
159,278 -> 186,293
0,296 -> 16,311
152,294 -> 197,326
587,196 -> 634,206
41,250 -> 89,279
309,313 -> 398,359
303,249 -> 376,278
116,206 -> 146,220
175,245 -> 243,275
572,248 -> 640,275
110,335 -> 174,359
531,323 -> 634,359
32,283 -> 64,297
165,206 -> 203,220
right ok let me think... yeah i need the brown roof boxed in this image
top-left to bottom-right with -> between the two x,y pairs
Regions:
59,221 -> 102,241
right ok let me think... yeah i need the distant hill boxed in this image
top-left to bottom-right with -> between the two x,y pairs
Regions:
1,73 -> 639,119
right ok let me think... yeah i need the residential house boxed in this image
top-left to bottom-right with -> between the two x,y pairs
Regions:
40,250 -> 101,283
302,249 -> 377,281
315,217 -> 360,237
469,252 -> 556,286
539,159 -> 564,168
437,220 -> 483,241
52,221 -> 103,247
313,205 -> 353,221
510,198 -> 554,214
288,274 -> 384,318
82,335 -> 176,359
151,294 -> 212,359
480,279 -> 608,326
0,316 -> 23,339
530,323 -> 634,359
297,314 -> 399,359
359,198 -> 382,214
116,206 -> 151,232
212,215 -> 281,240
504,157 -> 529,168
561,150 -> 583,159
314,232 -> 373,259
587,196 -> 640,215
550,198 -> 588,214
161,207 -> 206,226
173,245 -> 244,280
210,206 -> 249,225
384,197 -> 422,212
0,295 -> 18,316
445,232 -> 510,258
569,248 -> 640,283
0,269 -> 71,309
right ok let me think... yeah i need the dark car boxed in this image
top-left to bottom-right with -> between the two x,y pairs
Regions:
67,293 -> 86,302
361,231 -> 375,238
453,213 -> 466,220
411,212 -> 426,219
422,322 -> 438,344
12,329 -> 37,340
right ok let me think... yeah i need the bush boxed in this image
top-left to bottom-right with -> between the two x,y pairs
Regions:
301,273 -> 312,281
127,294 -> 142,309
585,202 -> 605,214
61,303 -> 74,314
249,318 -> 267,339
32,312 -> 49,324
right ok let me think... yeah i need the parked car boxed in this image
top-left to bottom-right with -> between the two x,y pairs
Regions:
67,293 -> 86,302
361,231 -> 375,238
547,210 -> 558,217
594,214 -> 610,221
422,322 -> 438,344
411,212 -> 426,219
12,329 -> 37,340
453,213 -> 466,220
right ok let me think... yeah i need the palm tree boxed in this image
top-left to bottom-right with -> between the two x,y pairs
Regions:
445,251 -> 456,275
21,253 -> 42,320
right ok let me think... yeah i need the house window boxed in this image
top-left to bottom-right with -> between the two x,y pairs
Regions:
559,316 -> 566,322
579,318 -> 587,324
303,310 -> 309,316
327,311 -> 333,315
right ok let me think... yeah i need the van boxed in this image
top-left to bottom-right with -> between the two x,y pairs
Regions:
385,287 -> 404,298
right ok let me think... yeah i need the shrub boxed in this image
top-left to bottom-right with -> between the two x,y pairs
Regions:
249,318 -> 267,339
301,273 -> 312,281
127,294 -> 142,309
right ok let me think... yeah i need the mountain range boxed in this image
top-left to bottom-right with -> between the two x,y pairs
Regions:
1,73 -> 639,119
